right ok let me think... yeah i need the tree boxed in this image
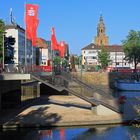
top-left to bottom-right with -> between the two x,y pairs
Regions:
98,45 -> 110,69
74,56 -> 79,65
4,36 -> 15,64
0,19 -> 5,63
122,30 -> 140,71
70,55 -> 76,71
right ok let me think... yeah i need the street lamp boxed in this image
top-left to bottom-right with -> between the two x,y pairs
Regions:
2,32 -> 6,70
80,55 -> 83,79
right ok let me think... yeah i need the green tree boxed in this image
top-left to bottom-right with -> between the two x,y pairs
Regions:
54,56 -> 61,65
0,19 -> 5,63
74,56 -> 79,65
98,45 -> 110,69
122,30 -> 140,71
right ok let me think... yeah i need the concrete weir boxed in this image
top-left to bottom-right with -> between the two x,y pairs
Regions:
1,95 -> 123,128
91,105 -> 119,116
0,73 -> 30,80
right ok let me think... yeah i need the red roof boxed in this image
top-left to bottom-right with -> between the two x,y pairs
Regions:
36,38 -> 48,48
82,43 -> 123,52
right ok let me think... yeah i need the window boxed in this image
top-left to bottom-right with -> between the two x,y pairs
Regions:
116,62 -> 119,65
100,40 -> 103,45
88,50 -> 96,54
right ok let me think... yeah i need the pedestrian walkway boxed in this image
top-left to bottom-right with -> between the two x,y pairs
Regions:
0,95 -> 123,128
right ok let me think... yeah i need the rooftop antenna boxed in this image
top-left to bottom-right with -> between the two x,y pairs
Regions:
10,8 -> 16,24
13,17 -> 17,25
10,8 -> 12,23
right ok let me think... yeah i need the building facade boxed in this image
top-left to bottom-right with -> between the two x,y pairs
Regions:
36,38 -> 51,66
5,24 -> 36,65
82,15 -> 133,69
82,43 -> 132,68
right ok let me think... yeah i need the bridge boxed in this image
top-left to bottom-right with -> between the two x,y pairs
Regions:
0,64 -> 121,115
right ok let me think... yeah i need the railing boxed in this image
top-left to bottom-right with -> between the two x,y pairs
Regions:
0,64 -> 52,74
30,69 -> 121,113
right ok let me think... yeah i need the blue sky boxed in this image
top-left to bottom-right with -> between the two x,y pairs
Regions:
1,0 -> 140,55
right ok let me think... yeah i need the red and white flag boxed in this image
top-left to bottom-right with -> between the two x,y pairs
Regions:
25,4 -> 39,46
51,27 -> 59,50
59,41 -> 65,57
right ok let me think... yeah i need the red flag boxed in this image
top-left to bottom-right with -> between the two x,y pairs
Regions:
25,4 -> 39,46
25,4 -> 38,21
59,41 -> 65,57
32,19 -> 39,46
51,27 -> 59,50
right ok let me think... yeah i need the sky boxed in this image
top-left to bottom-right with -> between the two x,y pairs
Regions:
0,0 -> 140,55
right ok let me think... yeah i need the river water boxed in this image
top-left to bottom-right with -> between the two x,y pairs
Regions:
0,125 -> 140,140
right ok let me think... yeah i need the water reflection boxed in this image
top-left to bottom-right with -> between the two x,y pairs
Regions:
118,91 -> 140,98
113,90 -> 140,98
1,125 -> 140,140
38,126 -> 140,140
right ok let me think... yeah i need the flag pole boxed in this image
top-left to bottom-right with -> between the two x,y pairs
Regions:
24,0 -> 27,72
51,27 -> 54,82
51,46 -> 54,83
32,39 -> 33,72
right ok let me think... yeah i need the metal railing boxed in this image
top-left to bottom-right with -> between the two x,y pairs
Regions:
0,64 -> 52,74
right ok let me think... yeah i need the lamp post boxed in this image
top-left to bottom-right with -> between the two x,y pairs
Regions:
80,55 -> 83,79
2,33 -> 6,70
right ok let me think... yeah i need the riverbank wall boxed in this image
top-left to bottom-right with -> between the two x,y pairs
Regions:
80,72 -> 134,89
0,80 -> 21,109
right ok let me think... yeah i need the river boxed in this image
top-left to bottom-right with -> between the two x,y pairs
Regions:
0,125 -> 139,140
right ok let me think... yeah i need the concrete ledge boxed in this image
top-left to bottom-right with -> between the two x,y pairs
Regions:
91,105 -> 119,116
2,119 -> 127,129
0,74 -> 30,80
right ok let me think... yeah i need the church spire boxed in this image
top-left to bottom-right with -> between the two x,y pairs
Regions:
94,15 -> 109,46
99,14 -> 103,23
97,15 -> 105,36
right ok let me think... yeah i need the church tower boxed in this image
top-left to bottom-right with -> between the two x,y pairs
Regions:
94,15 -> 109,46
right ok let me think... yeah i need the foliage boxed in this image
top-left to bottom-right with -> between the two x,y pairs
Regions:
122,30 -> 140,71
74,56 -> 80,65
0,19 -> 5,63
70,55 -> 75,69
98,45 -> 110,69
53,56 -> 61,65
62,58 -> 68,68
4,36 -> 15,64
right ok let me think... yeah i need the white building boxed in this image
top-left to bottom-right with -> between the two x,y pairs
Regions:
5,24 -> 36,65
36,38 -> 51,66
82,43 -> 133,69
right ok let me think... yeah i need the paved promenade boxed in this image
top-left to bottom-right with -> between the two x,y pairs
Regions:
0,95 -> 124,128
1,94 -> 140,128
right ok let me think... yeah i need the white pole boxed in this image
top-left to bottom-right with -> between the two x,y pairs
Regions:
32,44 -> 33,66
24,0 -> 27,72
2,33 -> 4,70
25,31 -> 27,66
